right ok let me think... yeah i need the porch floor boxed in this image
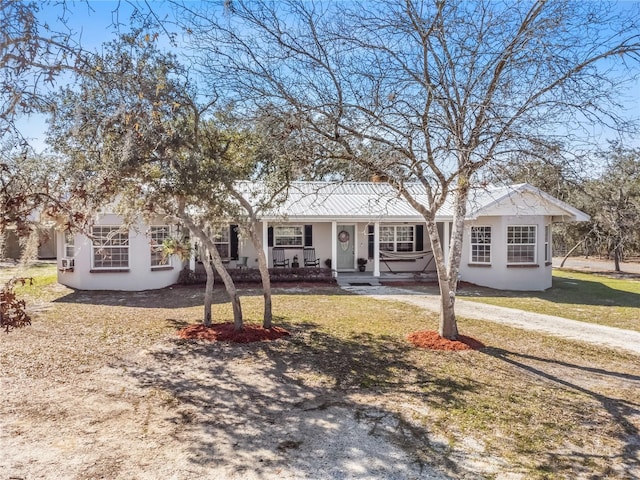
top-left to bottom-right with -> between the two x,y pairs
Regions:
335,271 -> 437,287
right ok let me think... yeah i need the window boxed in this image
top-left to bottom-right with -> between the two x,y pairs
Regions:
380,225 -> 415,252
507,225 -> 537,264
63,233 -> 75,258
213,226 -> 230,258
274,225 -> 303,246
544,225 -> 551,263
470,226 -> 491,263
149,226 -> 171,267
92,226 -> 129,269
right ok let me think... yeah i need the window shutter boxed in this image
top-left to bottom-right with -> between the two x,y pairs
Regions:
368,225 -> 374,259
416,224 -> 424,252
304,225 -> 313,247
230,225 -> 239,259
267,226 -> 274,247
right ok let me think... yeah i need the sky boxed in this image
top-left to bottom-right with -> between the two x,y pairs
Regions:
15,0 -> 640,153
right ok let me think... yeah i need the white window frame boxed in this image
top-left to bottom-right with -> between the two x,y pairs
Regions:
213,226 -> 231,259
379,225 -> 415,253
274,225 -> 303,247
507,225 -> 537,264
149,225 -> 171,267
63,232 -> 75,258
470,226 -> 492,264
91,226 -> 129,270
544,224 -> 551,263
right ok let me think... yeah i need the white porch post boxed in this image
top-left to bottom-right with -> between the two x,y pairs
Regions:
331,221 -> 337,277
189,252 -> 196,272
373,222 -> 380,277
443,221 -> 450,267
188,225 -> 196,271
262,221 -> 269,268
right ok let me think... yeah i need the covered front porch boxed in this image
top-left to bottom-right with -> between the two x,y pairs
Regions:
258,220 -> 451,278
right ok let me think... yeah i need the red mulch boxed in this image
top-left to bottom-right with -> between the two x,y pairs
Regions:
178,323 -> 291,343
407,330 -> 485,351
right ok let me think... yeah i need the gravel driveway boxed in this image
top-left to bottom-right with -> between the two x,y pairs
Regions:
342,285 -> 640,356
553,256 -> 640,275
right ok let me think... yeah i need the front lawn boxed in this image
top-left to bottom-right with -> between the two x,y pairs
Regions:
2,264 -> 639,479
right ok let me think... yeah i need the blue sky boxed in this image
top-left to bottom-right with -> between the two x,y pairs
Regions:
17,0 -> 640,153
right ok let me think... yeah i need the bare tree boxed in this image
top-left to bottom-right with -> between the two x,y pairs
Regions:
178,0 -> 640,338
585,145 -> 640,270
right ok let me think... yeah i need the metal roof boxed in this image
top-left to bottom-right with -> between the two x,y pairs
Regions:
240,181 -> 588,222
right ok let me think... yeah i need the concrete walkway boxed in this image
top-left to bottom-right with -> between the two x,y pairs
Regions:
342,284 -> 640,356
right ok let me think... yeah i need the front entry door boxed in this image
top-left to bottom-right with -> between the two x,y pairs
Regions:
336,225 -> 355,271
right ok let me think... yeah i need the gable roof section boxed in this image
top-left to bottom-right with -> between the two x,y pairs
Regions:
249,181 -> 589,223
467,183 -> 590,222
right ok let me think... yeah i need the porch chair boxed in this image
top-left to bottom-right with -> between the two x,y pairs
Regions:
272,247 -> 290,268
303,247 -> 320,267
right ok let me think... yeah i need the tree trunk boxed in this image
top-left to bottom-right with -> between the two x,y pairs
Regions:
560,238 -> 585,267
248,224 -> 273,328
227,187 -> 274,328
178,208 -> 244,331
398,187 -> 460,340
447,182 -> 469,295
613,241 -> 622,272
424,217 -> 459,340
201,246 -> 214,327
205,233 -> 244,331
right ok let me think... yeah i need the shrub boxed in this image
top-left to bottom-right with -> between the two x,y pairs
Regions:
1,278 -> 33,333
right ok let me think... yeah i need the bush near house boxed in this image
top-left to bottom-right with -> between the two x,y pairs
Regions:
181,265 -> 335,285
1,278 -> 33,333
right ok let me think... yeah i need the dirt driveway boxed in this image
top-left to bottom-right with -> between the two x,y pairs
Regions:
2,341 -> 449,479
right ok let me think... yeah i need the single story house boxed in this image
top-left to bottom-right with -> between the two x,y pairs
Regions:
55,182 -> 589,291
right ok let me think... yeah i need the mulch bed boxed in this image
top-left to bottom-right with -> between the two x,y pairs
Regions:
408,330 -> 485,351
178,323 -> 291,343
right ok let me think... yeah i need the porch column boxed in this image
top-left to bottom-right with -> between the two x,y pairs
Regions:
373,222 -> 380,277
331,221 -> 337,277
188,226 -> 196,271
189,253 -> 196,272
262,221 -> 269,268
443,221 -> 450,267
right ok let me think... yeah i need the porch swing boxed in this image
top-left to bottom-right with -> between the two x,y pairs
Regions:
379,250 -> 435,274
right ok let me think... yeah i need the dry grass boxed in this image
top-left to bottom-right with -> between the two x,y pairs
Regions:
2,264 -> 639,479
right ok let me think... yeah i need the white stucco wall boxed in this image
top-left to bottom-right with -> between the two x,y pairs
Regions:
57,215 -> 181,291
459,215 -> 552,291
56,213 -> 553,291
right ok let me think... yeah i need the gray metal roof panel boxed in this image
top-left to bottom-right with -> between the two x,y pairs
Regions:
236,181 -> 585,222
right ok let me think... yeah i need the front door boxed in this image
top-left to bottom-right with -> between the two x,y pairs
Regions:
336,224 -> 355,271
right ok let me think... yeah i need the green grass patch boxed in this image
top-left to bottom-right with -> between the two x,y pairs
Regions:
460,270 -> 640,332
1,262 -> 59,298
